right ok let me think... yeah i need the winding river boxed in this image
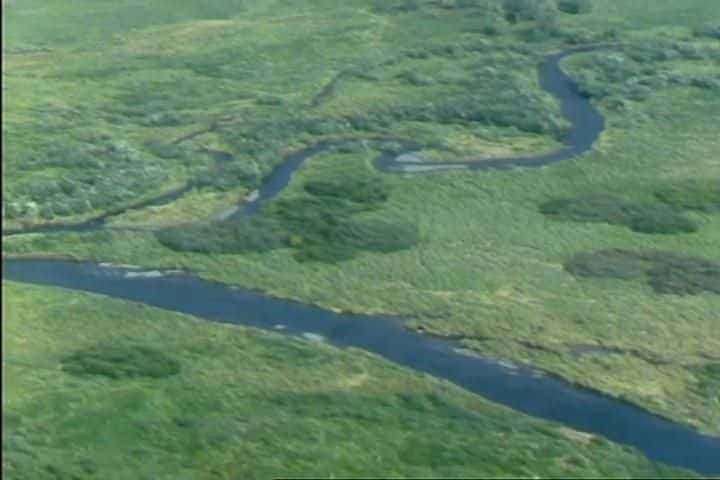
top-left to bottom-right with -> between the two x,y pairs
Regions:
3,46 -> 719,475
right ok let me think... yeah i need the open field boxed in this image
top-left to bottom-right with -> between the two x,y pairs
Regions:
2,281 -> 694,479
3,0 -> 720,461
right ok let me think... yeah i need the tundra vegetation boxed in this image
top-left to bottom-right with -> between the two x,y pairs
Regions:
3,0 -> 720,475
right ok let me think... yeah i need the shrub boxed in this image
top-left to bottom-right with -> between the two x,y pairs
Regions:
628,208 -> 699,234
557,0 -> 591,15
654,179 -> 720,212
269,173 -> 416,263
478,15 -> 510,35
564,249 -> 654,280
141,111 -> 185,127
156,217 -> 288,254
303,176 -> 390,207
693,363 -> 720,398
539,194 -> 633,224
62,344 -> 180,379
397,71 -> 436,86
693,24 -> 720,40
3,202 -> 24,219
647,255 -> 720,295
539,194 -> 700,234
565,249 -> 720,295
691,77 -> 720,91
290,218 -> 419,263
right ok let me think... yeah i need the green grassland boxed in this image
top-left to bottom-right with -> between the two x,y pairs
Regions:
3,0 -> 720,441
2,281 -> 695,479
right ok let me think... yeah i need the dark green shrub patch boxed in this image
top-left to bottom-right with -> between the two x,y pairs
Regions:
341,218 -> 420,253
268,173 -> 417,263
145,141 -> 186,159
565,249 -> 655,280
693,24 -> 720,40
62,344 -> 180,380
303,176 -> 390,207
557,0 -> 591,15
691,363 -> 720,399
646,255 -> 720,295
155,217 -> 289,254
256,95 -> 286,106
568,42 -> 720,106
539,194 -> 699,234
397,71 -> 436,86
654,179 -> 720,212
628,207 -> 699,234
540,194 -> 635,224
157,171 -> 417,262
565,249 -> 720,296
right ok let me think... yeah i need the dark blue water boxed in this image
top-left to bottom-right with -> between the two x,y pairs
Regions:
3,258 -> 719,475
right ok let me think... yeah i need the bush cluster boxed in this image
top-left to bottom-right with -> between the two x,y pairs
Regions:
539,193 -> 699,234
157,168 -> 419,263
692,363 -> 720,399
61,344 -> 181,380
570,41 -> 720,106
565,249 -> 720,295
271,175 -> 418,263
557,0 -> 591,15
693,24 -> 720,40
4,136 -> 173,221
156,217 -> 288,254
